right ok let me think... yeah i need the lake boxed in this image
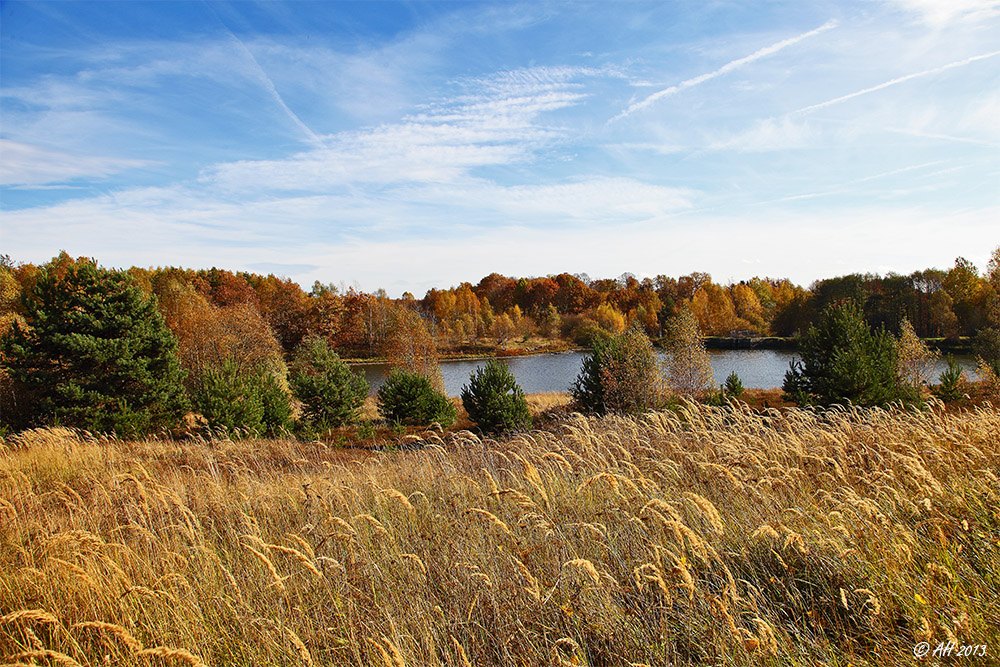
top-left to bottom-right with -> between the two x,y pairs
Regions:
354,349 -> 980,397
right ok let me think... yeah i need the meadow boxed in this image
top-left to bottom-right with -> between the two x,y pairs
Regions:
1,399 -> 998,666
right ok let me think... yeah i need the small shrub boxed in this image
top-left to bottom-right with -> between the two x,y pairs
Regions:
461,359 -> 531,433
196,361 -> 264,434
723,371 -> 744,398
260,371 -> 294,434
570,320 -> 609,348
706,371 -> 745,406
377,369 -> 456,427
934,355 -> 966,402
289,336 -> 369,429
194,361 -> 292,435
571,336 -> 611,415
356,420 -> 376,440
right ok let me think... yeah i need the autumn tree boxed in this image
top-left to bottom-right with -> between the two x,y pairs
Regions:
943,257 -> 986,335
690,282 -> 739,336
572,325 -> 664,415
538,304 -> 562,338
383,307 -> 444,391
492,312 -> 516,348
156,279 -> 285,395
594,303 -> 626,335
251,275 -> 315,352
0,258 -> 24,336
731,282 -> 766,333
665,309 -> 714,397
896,317 -> 937,390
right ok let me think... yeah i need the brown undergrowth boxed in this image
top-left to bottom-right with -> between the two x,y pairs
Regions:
1,401 -> 998,666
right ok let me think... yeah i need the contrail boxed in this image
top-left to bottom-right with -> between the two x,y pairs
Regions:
612,19 -> 838,121
205,2 -> 326,148
795,49 -> 1000,114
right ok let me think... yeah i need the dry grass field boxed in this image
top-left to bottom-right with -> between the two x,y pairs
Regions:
1,401 -> 998,666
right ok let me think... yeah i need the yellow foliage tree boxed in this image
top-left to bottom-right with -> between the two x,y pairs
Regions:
666,309 -> 714,396
896,318 -> 937,389
492,312 -> 516,348
594,303 -> 626,334
690,283 -> 739,336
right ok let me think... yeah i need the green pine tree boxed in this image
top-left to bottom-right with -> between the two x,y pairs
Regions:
1,258 -> 188,434
377,369 -> 456,428
783,300 -> 918,407
288,336 -> 369,430
461,359 -> 531,433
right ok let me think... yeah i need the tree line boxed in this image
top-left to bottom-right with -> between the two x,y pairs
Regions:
3,249 -> 998,361
1,249 -> 998,436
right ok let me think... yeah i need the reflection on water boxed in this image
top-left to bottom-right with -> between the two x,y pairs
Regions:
353,350 -> 979,397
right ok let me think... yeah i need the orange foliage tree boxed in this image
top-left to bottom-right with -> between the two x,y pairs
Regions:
155,279 -> 284,393
383,307 -> 444,391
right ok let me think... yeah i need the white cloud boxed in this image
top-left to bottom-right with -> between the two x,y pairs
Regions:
394,177 -> 694,223
708,117 -> 816,152
202,65 -> 602,192
887,0 -> 1000,26
0,140 -> 151,186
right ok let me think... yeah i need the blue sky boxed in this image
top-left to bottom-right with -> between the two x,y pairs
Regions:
1,0 -> 998,296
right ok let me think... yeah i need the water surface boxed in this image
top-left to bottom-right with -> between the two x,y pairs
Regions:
354,350 -> 978,397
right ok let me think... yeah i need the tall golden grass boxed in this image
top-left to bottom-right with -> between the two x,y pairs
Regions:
1,401 -> 998,666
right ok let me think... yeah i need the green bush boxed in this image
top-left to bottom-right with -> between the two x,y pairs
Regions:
196,361 -> 263,434
260,372 -> 294,433
195,361 -> 293,436
707,371 -> 745,406
0,258 -> 187,434
571,336 -> 611,415
461,359 -> 531,433
377,369 -> 456,427
569,320 -> 610,348
289,336 -> 369,429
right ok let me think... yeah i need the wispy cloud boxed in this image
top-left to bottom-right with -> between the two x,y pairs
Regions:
203,65 -> 602,191
4,1 -> 998,292
795,49 -> 1000,114
612,20 -> 838,121
885,126 -> 1000,147
887,0 -> 1000,26
707,117 -> 815,152
0,140 -> 151,186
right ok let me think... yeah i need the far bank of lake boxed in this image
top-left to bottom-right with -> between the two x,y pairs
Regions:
354,349 -> 980,397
